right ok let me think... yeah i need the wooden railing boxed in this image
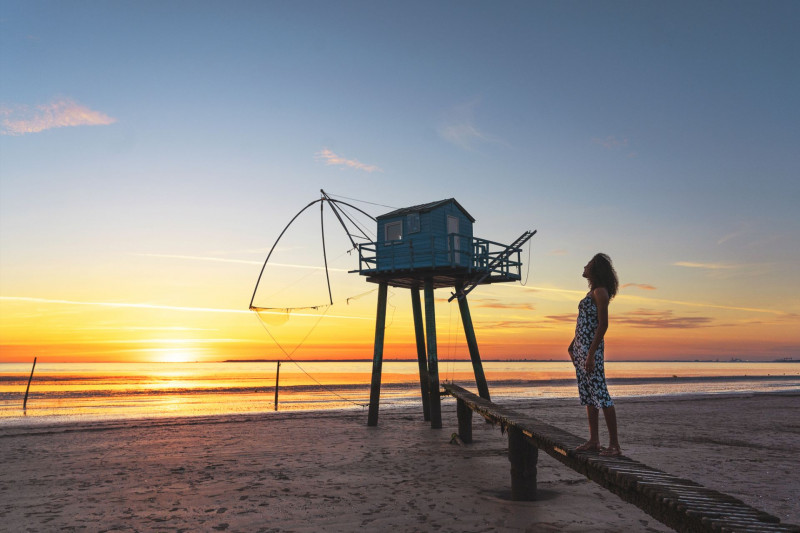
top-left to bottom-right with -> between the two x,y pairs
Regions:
356,234 -> 524,280
443,383 -> 799,533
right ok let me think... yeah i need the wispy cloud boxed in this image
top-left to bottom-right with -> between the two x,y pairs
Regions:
437,99 -> 502,150
615,309 -> 714,329
478,319 -> 546,329
545,308 -> 714,329
75,326 -> 217,332
674,261 -> 737,270
592,135 -> 628,149
547,249 -> 569,256
1,98 -> 116,135
473,298 -> 535,311
133,253 -> 348,272
544,313 -> 576,323
315,148 -> 382,173
621,283 -> 657,291
0,296 -> 369,320
592,135 -> 636,158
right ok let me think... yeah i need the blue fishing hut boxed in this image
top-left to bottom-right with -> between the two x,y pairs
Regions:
355,198 -> 535,428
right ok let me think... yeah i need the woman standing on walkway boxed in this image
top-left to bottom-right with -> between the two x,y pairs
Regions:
568,253 -> 621,457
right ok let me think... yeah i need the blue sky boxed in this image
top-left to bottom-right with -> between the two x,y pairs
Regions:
1,1 -> 798,361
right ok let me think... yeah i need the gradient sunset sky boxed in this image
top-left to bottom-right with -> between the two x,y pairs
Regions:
1,1 -> 798,363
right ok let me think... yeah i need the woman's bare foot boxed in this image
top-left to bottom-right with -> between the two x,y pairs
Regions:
575,441 -> 601,452
599,445 -> 622,457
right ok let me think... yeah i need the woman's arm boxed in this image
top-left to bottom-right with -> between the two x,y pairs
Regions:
568,338 -> 575,363
585,287 -> 609,373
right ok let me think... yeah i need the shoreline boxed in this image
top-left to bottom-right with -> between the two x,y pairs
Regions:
2,387 -> 799,430
1,392 -> 797,531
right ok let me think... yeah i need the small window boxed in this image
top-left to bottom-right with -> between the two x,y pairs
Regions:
407,213 -> 420,234
385,221 -> 402,242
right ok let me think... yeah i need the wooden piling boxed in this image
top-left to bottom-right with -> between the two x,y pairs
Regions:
411,287 -> 430,421
456,398 -> 473,443
367,282 -> 389,426
424,278 -> 442,429
23,357 -> 37,411
455,283 -> 490,400
508,426 -> 538,501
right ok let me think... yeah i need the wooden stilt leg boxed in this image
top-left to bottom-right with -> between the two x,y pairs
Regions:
424,278 -> 442,429
508,427 -> 538,501
411,287 -> 430,421
455,283 -> 490,401
367,282 -> 389,426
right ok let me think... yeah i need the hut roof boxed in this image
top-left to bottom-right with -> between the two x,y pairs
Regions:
377,198 -> 475,222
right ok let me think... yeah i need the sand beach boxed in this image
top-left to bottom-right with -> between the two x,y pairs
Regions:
1,392 -> 798,532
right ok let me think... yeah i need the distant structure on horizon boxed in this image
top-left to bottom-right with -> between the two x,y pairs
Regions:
353,198 -> 535,427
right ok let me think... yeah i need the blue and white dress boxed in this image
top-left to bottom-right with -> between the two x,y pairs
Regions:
573,293 -> 614,408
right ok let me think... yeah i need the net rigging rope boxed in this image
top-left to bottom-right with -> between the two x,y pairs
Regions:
520,237 -> 533,286
253,308 -> 368,408
248,192 -> 386,408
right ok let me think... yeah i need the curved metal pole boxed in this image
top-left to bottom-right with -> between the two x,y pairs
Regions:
320,200 -> 333,305
249,198 -> 324,309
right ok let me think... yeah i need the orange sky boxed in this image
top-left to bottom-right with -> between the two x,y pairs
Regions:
1,274 -> 796,363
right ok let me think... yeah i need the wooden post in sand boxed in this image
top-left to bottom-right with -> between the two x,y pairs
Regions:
508,426 -> 538,501
456,398 -> 473,444
23,357 -> 37,411
367,282 -> 389,426
411,287 -> 430,421
424,278 -> 442,429
274,361 -> 281,411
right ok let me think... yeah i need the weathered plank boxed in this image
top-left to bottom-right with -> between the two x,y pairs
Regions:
443,383 -> 799,533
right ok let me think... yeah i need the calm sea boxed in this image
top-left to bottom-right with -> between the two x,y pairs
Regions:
1,361 -> 798,427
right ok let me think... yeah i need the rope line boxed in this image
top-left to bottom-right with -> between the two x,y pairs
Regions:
521,236 -> 533,286
326,192 -> 398,210
253,309 -> 368,408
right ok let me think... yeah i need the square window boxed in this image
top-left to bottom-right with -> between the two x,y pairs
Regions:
385,221 -> 402,242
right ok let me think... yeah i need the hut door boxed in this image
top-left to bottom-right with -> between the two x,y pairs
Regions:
447,215 -> 460,263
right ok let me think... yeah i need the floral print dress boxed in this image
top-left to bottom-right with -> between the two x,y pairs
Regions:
573,293 -> 614,408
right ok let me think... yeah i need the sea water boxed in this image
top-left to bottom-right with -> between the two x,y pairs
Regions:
1,361 -> 798,427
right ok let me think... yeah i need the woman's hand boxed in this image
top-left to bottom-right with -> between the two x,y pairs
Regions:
568,340 -> 575,363
584,352 -> 595,374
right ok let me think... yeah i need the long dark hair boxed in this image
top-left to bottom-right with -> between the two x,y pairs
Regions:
587,253 -> 618,300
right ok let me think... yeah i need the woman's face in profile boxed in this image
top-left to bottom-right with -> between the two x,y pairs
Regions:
583,260 -> 592,279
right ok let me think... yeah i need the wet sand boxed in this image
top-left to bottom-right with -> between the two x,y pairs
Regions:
0,392 -> 797,532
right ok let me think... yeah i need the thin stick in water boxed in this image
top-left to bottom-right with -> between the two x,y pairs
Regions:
274,361 -> 281,411
23,357 -> 37,411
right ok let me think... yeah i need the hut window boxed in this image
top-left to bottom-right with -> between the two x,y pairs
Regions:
385,221 -> 403,242
407,213 -> 420,233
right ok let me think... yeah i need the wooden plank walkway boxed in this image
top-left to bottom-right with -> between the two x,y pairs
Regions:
443,383 -> 799,533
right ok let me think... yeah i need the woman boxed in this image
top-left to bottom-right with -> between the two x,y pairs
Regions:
568,253 -> 621,456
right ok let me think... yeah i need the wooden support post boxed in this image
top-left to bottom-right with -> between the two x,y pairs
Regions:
456,398 -> 473,444
508,426 -> 538,501
23,357 -> 37,411
424,278 -> 442,429
455,283 -> 490,400
411,287 -> 430,421
367,282 -> 389,426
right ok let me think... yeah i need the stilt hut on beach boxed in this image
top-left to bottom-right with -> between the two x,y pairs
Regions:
355,198 -> 535,427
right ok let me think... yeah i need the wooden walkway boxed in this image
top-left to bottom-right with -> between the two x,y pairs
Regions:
443,383 -> 799,533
